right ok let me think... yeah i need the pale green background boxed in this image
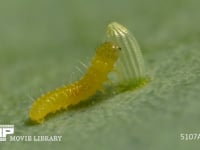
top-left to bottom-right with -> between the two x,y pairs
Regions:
0,0 -> 200,149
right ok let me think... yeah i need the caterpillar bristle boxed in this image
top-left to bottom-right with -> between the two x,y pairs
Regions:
75,66 -> 84,75
80,61 -> 88,69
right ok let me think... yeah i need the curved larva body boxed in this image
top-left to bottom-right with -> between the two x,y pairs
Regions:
29,42 -> 120,123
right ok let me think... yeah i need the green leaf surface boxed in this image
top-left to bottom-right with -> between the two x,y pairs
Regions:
1,0 -> 200,149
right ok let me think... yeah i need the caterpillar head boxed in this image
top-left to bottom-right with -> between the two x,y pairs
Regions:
95,42 -> 121,62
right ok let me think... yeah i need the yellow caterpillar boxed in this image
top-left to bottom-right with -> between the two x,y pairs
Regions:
29,42 -> 120,123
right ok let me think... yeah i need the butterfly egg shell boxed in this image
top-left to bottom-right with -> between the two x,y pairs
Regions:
107,22 -> 147,87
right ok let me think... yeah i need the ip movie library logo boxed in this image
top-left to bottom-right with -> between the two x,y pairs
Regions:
0,124 -> 62,142
0,125 -> 14,141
